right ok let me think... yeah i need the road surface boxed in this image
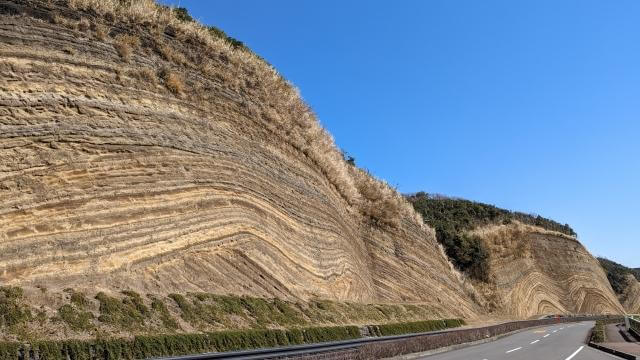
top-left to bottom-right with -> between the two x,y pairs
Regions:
419,321 -> 619,360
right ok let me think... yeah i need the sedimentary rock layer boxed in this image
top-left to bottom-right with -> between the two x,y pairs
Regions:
621,275 -> 640,313
471,223 -> 624,317
0,0 -> 627,323
0,0 -> 476,318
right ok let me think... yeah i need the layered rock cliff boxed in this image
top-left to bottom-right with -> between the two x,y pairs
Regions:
598,257 -> 640,313
0,0 -> 476,318
470,223 -> 624,317
621,275 -> 640,313
0,0 -> 627,340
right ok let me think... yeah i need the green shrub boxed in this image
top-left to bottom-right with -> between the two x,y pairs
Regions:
161,4 -> 245,50
407,192 -> 575,281
60,340 -> 93,360
445,318 -> 465,327
150,296 -> 179,330
168,294 -> 192,313
591,321 -> 606,343
95,292 -> 148,329
209,294 -> 245,316
121,291 -> 149,317
172,7 -> 193,22
285,328 -> 305,344
132,334 -> 208,358
240,297 -> 292,327
208,329 -> 285,352
177,294 -> 223,326
58,304 -> 94,331
0,342 -> 19,360
598,257 -> 640,294
169,293 -> 309,328
32,341 -> 64,360
301,326 -> 360,343
407,192 -> 575,236
64,289 -> 89,308
0,325 -> 363,359
0,287 -> 32,327
207,26 -> 245,50
373,319 -> 464,336
168,293 -> 202,325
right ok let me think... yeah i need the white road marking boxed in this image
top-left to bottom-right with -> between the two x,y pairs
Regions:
553,330 -> 558,333
506,347 -> 522,353
544,334 -> 550,338
565,346 -> 584,360
560,327 -> 565,330
531,340 -> 540,344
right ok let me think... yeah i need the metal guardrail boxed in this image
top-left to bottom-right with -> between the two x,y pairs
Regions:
154,315 -> 620,360
629,317 -> 640,338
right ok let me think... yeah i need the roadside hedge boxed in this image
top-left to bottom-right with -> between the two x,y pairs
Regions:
0,320 -> 463,359
369,319 -> 465,337
0,325 -> 361,360
590,320 -> 606,343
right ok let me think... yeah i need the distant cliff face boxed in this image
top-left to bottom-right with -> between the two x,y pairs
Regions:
470,223 -> 624,317
621,275 -> 640,313
0,0 -> 476,318
597,257 -> 640,313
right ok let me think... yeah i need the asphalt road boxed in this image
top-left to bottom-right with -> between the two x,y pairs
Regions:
419,321 -> 619,360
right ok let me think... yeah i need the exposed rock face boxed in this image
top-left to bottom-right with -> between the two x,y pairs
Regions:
0,0 -> 626,326
621,275 -> 640,313
471,223 -> 624,317
0,0 -> 476,318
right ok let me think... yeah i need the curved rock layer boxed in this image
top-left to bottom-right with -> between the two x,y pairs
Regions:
621,275 -> 640,314
472,223 -> 624,317
0,1 -> 476,317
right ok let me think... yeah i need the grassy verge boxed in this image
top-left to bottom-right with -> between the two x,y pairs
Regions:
1,286 -> 455,340
0,325 -> 360,360
0,319 -> 465,359
590,320 -> 607,343
0,286 -> 466,359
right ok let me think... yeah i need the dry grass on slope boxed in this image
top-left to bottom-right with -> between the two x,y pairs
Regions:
113,34 -> 140,62
54,0 -> 423,231
469,221 -> 577,248
467,221 -> 580,267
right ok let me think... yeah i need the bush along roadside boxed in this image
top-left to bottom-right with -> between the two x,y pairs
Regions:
0,319 -> 465,360
590,320 -> 607,343
367,319 -> 465,337
0,325 -> 360,360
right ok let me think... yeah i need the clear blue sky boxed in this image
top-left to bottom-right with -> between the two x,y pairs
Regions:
161,0 -> 640,267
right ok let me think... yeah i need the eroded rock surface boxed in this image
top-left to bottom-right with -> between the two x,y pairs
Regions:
471,223 -> 624,317
0,0 -> 476,318
0,1 -> 626,328
621,274 -> 640,313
